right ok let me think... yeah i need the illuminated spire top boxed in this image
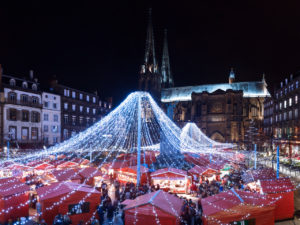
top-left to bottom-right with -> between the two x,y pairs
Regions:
143,8 -> 157,73
161,29 -> 174,88
229,67 -> 235,79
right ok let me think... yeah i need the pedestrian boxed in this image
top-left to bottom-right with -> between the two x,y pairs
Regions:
63,214 -> 72,225
97,204 -> 104,225
91,216 -> 99,225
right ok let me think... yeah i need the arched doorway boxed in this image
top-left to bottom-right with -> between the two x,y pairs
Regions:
210,131 -> 225,143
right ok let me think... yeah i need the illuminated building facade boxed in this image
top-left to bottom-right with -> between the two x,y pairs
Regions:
264,74 -> 300,156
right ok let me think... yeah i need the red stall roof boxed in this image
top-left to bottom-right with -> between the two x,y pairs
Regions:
37,182 -> 100,201
71,158 -> 90,165
202,189 -> 273,217
78,167 -> 102,178
242,168 -> 276,184
188,165 -> 218,175
260,178 -> 294,194
151,168 -> 187,177
0,179 -> 29,197
125,190 -> 183,217
34,163 -> 55,170
118,165 -> 149,174
51,169 -> 81,181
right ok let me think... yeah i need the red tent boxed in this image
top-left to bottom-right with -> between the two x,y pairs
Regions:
50,169 -> 81,183
242,168 -> 276,184
124,190 -> 183,225
78,167 -> 102,186
115,166 -> 149,184
37,182 -> 101,225
57,161 -> 79,170
34,163 -> 55,171
201,189 -> 275,225
151,168 -> 189,193
71,158 -> 90,166
260,178 -> 294,221
0,177 -> 30,223
188,165 -> 219,177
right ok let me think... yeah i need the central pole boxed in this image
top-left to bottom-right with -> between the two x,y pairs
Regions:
137,96 -> 142,186
276,145 -> 280,179
254,144 -> 257,169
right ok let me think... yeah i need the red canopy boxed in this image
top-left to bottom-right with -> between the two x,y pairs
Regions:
0,178 -> 29,223
260,178 -> 294,221
71,158 -> 90,166
78,167 -> 102,185
117,165 -> 149,174
34,163 -> 55,170
151,168 -> 187,178
201,189 -> 275,225
37,182 -> 100,225
50,169 -> 81,182
242,168 -> 276,184
124,190 -> 183,225
188,165 -> 218,176
57,161 -> 79,169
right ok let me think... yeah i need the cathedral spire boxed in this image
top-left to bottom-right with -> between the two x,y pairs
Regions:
143,8 -> 157,73
161,29 -> 174,88
229,67 -> 235,84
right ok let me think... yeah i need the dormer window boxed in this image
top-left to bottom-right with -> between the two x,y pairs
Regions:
22,82 -> 28,89
9,79 -> 16,86
32,84 -> 37,91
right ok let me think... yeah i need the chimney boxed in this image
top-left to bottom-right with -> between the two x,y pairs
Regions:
29,70 -> 34,79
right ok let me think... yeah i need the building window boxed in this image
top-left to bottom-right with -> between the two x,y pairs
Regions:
22,82 -> 28,89
52,125 -> 58,133
289,110 -> 292,120
21,95 -> 28,103
54,114 -> 59,122
31,128 -> 38,140
285,88 -> 287,95
80,106 -> 83,112
279,102 -> 282,110
44,114 -> 49,121
71,131 -> 76,137
86,117 -> 89,125
21,127 -> 29,140
72,116 -> 76,125
31,111 -> 40,123
8,108 -> 17,121
295,109 -> 298,118
64,115 -> 68,124
53,137 -> 58,144
72,91 -> 76,98
8,92 -> 16,102
79,116 -> 83,125
72,104 -> 76,111
86,95 -> 90,102
86,107 -> 90,113
64,103 -> 68,110
284,112 -> 287,120
53,103 -> 57,109
289,98 -> 292,107
93,118 -> 96,123
296,95 -> 298,104
32,97 -> 39,105
43,137 -> 48,144
79,93 -> 83,100
275,115 -> 278,122
32,84 -> 37,91
44,101 -> 49,108
9,79 -> 16,86
297,81 -> 299,89
93,97 -> 96,103
63,129 -> 68,139
251,107 -> 257,117
284,100 -> 287,108
93,108 -> 96,115
44,125 -> 48,132
21,110 -> 29,122
64,89 -> 70,97
8,126 -> 17,140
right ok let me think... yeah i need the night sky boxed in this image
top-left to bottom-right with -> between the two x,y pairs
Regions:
1,1 -> 300,105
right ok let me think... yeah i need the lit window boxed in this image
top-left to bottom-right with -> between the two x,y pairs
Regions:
289,98 -> 292,106
289,110 -> 292,120
64,103 -> 68,110
32,84 -> 37,91
284,112 -> 287,120
64,89 -> 68,96
279,102 -> 282,109
284,100 -> 287,108
64,115 -> 68,124
86,95 -> 90,102
52,125 -> 58,133
295,109 -> 298,118
72,91 -> 76,98
63,129 -> 68,139
296,81 -> 299,89
72,116 -> 76,125
79,93 -> 83,100
80,106 -> 83,112
93,97 -> 96,103
295,95 -> 298,104
31,128 -> 38,140
86,107 -> 90,113
9,79 -> 16,86
22,82 -> 28,89
72,104 -> 76,111
285,88 -> 287,95
44,125 -> 48,132
93,108 -> 96,114
54,114 -> 59,122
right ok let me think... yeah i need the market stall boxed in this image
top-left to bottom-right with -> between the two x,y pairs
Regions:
150,168 -> 190,194
124,190 -> 183,225
43,169 -> 82,184
71,158 -> 90,168
0,177 -> 30,223
57,161 -> 79,170
201,189 -> 275,225
114,165 -> 149,185
78,167 -> 102,186
188,165 -> 219,182
259,178 -> 294,221
34,163 -> 55,175
37,182 -> 101,225
242,168 -> 277,190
